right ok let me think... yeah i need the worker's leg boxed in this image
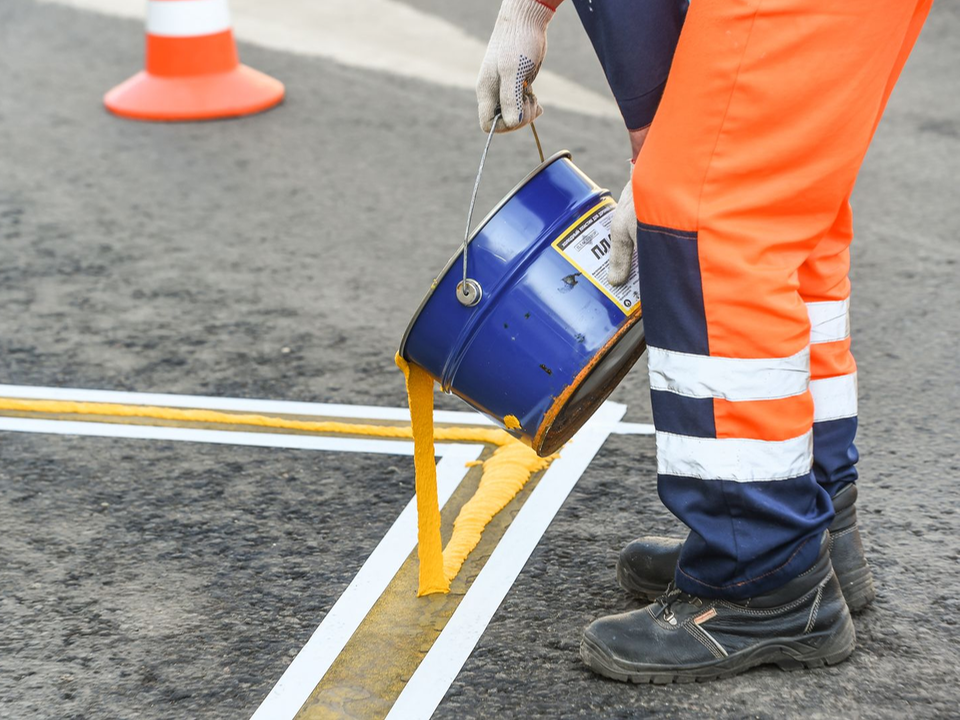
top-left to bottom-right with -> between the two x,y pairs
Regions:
608,0 -> 933,612
633,0 -> 925,600
804,0 -> 933,497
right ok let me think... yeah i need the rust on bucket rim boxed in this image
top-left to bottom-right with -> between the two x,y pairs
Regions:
532,308 -> 645,456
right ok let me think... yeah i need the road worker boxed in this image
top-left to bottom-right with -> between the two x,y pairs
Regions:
477,0 -> 931,682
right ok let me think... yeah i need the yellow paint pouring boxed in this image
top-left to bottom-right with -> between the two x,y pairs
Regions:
0,388 -> 556,596
395,354 -> 448,594
394,355 -> 554,595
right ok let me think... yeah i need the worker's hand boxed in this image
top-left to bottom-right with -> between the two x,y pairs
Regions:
608,179 -> 637,287
477,0 -> 555,133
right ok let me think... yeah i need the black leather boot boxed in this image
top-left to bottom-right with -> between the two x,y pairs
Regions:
617,483 -> 876,611
828,484 -> 876,610
582,534 -> 856,683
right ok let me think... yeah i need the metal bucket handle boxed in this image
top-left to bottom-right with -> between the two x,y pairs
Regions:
457,114 -> 545,307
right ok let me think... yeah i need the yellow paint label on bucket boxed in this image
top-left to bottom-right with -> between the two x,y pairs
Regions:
551,198 -> 642,316
503,414 -> 521,430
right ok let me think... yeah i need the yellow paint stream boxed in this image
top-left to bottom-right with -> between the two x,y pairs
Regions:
395,355 -> 448,594
0,388 -> 555,596
394,355 -> 554,594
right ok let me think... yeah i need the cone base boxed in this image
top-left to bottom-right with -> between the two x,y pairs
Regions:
104,64 -> 284,122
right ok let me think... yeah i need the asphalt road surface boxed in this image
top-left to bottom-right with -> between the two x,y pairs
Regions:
1,0 -> 959,718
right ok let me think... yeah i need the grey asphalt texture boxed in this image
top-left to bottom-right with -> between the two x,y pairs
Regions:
1,0 -> 958,718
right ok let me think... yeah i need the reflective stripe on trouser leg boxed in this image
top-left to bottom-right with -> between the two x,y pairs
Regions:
633,0 -> 928,598
807,294 -> 860,495
800,202 -> 860,497
810,302 -> 858,497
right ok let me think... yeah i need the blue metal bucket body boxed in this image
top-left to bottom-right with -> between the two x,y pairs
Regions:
400,151 -> 643,455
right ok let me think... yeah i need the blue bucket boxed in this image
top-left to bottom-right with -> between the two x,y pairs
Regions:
400,133 -> 646,457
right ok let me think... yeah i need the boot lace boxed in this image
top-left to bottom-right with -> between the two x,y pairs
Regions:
653,582 -> 703,625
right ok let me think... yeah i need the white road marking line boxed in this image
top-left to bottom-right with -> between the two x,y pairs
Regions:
0,416 -> 436,456
385,401 -> 626,720
250,444 -> 481,720
35,0 -> 620,120
0,385 -> 654,435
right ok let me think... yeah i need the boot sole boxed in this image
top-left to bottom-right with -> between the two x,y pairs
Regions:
580,612 -> 856,684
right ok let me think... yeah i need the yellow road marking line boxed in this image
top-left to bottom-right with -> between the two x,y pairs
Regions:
293,450 -> 545,719
384,403 -> 626,720
252,446 -> 482,720
0,396 -> 496,442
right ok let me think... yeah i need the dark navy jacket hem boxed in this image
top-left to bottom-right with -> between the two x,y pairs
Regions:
616,79 -> 668,130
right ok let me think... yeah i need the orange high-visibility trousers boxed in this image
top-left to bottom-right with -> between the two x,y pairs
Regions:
633,0 -> 932,598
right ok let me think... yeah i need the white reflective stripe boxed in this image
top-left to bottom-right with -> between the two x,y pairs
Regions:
648,346 -> 809,402
811,373 -> 858,422
807,298 -> 850,345
147,0 -> 231,37
657,430 -> 813,482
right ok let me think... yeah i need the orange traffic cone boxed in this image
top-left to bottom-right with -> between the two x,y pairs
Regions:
104,0 -> 284,121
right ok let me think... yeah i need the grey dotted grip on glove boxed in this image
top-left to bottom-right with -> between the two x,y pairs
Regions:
477,0 -> 554,133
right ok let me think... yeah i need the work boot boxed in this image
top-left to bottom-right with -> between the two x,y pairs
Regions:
582,534 -> 856,683
828,484 -> 876,610
617,484 -> 876,611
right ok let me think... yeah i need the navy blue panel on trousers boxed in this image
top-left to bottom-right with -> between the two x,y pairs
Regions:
571,0 -> 686,129
650,390 -> 715,438
635,222 -> 709,355
813,417 -> 859,497
659,474 -> 835,599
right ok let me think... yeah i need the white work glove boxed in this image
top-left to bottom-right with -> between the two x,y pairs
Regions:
477,0 -> 554,133
608,178 -> 638,287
